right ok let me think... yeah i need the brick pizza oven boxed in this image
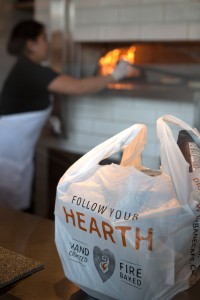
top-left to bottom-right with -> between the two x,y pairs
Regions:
33,0 -> 200,217
34,0 -> 200,167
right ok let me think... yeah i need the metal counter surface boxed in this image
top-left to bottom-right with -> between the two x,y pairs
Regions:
0,207 -> 199,300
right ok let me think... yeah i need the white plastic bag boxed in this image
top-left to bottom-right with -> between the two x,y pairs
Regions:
55,115 -> 200,300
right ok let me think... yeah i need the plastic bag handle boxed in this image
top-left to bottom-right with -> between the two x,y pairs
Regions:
157,115 -> 194,204
65,124 -> 146,181
157,115 -> 199,133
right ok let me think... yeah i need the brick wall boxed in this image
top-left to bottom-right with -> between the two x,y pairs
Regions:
60,94 -> 195,168
35,0 -> 200,42
73,0 -> 200,41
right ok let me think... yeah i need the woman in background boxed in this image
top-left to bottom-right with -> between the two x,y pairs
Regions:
0,20 -> 131,211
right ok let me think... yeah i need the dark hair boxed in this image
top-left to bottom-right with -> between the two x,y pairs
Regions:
7,20 -> 45,56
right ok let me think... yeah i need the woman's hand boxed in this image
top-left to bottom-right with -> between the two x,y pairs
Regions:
112,59 -> 140,81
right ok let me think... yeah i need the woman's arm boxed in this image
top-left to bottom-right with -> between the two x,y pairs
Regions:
48,59 -> 132,95
47,74 -> 114,95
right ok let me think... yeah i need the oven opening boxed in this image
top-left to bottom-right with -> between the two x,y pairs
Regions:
74,42 -> 200,91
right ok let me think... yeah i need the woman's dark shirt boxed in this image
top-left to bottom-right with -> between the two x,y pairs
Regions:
0,56 -> 59,115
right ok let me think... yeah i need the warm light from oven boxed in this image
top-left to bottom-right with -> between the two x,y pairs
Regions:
98,46 -> 136,76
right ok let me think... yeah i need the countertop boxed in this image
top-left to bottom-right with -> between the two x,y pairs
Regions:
0,207 -> 200,300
